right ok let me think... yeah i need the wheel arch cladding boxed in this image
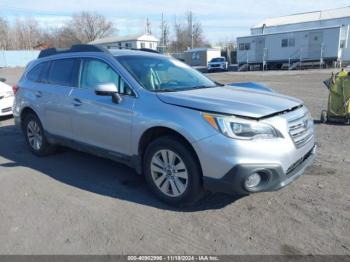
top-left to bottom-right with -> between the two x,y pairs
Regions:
138,126 -> 203,179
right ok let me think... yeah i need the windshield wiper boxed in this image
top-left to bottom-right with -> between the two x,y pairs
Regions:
214,81 -> 224,86
155,85 -> 221,93
191,84 -> 222,90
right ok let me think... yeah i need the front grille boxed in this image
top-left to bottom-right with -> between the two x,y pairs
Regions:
288,110 -> 314,148
1,107 -> 12,113
287,147 -> 314,175
211,64 -> 220,67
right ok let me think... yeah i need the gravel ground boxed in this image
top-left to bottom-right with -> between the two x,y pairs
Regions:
0,68 -> 349,255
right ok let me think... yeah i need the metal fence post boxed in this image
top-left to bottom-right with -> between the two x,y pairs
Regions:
289,58 -> 291,71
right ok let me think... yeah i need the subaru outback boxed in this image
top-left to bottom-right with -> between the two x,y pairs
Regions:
13,45 -> 316,206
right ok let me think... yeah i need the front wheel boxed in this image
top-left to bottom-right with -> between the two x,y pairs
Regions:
143,136 -> 203,207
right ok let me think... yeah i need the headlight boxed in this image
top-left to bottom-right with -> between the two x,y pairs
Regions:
2,91 -> 13,98
202,113 -> 279,140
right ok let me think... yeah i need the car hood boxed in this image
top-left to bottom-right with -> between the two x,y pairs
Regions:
157,86 -> 302,119
0,81 -> 13,94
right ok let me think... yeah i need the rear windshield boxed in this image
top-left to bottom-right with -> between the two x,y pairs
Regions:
210,58 -> 225,62
27,62 -> 49,82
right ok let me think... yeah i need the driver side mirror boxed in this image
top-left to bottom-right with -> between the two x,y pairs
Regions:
0,77 -> 6,83
95,83 -> 122,104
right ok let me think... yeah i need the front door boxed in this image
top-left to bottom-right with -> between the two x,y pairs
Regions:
70,58 -> 135,156
255,37 -> 265,63
308,31 -> 323,60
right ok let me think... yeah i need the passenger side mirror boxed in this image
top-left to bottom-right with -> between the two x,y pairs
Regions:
95,83 -> 122,104
0,77 -> 6,83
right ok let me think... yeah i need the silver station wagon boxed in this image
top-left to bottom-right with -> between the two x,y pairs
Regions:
13,45 -> 316,206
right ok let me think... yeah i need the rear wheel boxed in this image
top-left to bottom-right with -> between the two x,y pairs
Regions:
144,136 -> 203,207
23,113 -> 55,156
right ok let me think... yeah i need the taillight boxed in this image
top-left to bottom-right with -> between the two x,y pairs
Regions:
12,84 -> 19,95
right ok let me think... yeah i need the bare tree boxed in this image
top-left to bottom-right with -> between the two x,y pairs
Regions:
0,17 -> 10,49
11,18 -> 42,49
56,27 -> 82,48
67,11 -> 115,43
169,11 -> 209,53
159,13 -> 170,50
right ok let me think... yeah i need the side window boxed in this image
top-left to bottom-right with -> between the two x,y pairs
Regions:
281,39 -> 288,48
80,59 -> 133,95
48,58 -> 79,87
27,62 -> 49,82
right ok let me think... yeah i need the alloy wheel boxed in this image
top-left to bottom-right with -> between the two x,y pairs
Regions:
26,120 -> 43,151
150,149 -> 189,197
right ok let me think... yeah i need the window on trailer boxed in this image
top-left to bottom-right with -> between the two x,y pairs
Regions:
282,39 -> 288,48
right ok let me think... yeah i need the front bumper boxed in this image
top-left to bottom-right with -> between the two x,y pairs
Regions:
208,64 -> 226,71
192,106 -> 316,195
202,145 -> 316,195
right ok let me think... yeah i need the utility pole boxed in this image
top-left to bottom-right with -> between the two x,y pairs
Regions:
188,11 -> 193,49
145,17 -> 151,35
161,13 -> 165,47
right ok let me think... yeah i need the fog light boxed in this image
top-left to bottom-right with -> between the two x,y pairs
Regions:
245,173 -> 262,189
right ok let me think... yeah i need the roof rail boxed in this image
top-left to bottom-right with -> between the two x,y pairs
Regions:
38,44 -> 110,58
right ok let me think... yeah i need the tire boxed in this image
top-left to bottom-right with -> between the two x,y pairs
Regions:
143,136 -> 203,207
23,113 -> 55,156
320,110 -> 328,124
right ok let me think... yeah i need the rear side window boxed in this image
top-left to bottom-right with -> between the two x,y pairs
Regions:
48,58 -> 80,87
27,62 -> 49,82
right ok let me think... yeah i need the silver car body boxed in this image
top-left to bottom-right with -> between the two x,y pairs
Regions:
207,57 -> 228,71
13,49 -> 316,195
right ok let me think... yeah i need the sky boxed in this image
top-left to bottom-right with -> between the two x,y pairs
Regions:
0,0 -> 350,44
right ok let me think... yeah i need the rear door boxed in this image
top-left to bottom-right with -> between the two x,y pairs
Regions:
70,58 -> 135,156
42,58 -> 80,138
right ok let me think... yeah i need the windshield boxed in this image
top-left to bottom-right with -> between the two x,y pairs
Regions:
116,55 -> 218,92
210,58 -> 225,62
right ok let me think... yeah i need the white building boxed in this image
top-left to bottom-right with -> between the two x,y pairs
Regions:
90,33 -> 159,51
237,6 -> 350,69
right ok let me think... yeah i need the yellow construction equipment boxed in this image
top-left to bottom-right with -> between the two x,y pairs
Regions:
321,69 -> 350,124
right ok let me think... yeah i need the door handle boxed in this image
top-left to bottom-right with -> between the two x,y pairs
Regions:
35,91 -> 42,98
73,98 -> 82,107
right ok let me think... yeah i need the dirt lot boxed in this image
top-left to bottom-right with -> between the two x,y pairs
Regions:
0,68 -> 349,255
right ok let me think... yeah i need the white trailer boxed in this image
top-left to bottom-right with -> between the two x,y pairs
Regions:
237,26 -> 349,69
